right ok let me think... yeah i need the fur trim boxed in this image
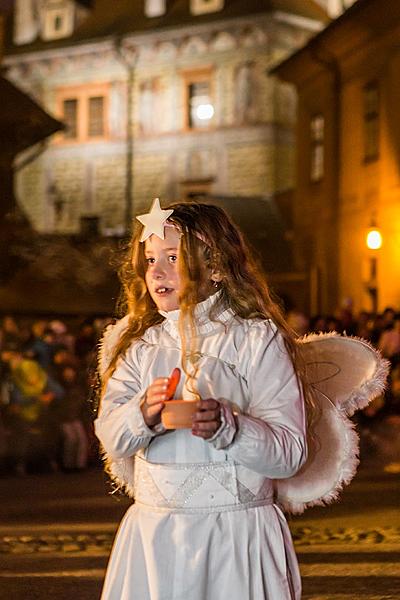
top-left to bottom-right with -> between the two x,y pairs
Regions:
276,398 -> 360,515
102,451 -> 136,499
343,340 -> 390,416
98,314 -> 131,377
298,330 -> 340,343
98,315 -> 135,498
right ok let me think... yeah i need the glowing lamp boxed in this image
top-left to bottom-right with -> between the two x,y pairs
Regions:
195,103 -> 214,120
366,228 -> 382,250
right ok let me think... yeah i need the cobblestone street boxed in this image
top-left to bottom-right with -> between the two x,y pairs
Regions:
0,464 -> 399,599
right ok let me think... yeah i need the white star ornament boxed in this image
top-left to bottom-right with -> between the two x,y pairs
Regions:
136,198 -> 174,242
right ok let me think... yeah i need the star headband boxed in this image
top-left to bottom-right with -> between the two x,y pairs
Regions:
136,198 -> 209,245
136,198 -> 174,242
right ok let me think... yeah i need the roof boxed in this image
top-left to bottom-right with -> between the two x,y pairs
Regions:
271,0 -> 400,83
5,0 -> 328,55
0,76 -> 63,156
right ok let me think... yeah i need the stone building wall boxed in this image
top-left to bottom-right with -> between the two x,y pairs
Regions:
5,14 -> 313,235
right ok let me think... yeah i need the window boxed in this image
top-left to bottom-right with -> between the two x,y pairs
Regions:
56,84 -> 109,143
310,114 -> 324,182
62,99 -> 78,139
54,14 -> 63,31
183,69 -> 214,130
41,0 -> 75,41
88,97 -> 104,137
188,81 -> 214,128
363,82 -> 379,162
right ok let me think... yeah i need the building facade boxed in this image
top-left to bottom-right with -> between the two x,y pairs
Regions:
273,0 -> 400,315
4,0 -> 327,238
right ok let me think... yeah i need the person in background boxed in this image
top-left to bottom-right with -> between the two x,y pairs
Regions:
24,320 -> 53,370
1,343 -> 54,475
58,365 -> 89,472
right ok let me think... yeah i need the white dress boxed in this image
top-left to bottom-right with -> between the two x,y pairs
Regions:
95,293 -> 307,600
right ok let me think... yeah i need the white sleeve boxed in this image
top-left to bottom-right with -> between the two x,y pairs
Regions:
208,323 -> 307,479
94,347 -> 155,460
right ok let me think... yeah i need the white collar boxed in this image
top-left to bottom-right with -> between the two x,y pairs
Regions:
159,291 -> 234,337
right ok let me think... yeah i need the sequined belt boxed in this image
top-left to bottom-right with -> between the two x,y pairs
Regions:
133,455 -> 274,513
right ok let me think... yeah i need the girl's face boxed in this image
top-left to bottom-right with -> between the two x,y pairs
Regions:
144,227 -> 182,312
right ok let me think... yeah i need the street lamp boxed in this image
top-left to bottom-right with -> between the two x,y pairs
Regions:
365,224 -> 382,315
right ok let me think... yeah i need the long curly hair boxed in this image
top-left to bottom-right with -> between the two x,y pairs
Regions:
101,201 -> 317,429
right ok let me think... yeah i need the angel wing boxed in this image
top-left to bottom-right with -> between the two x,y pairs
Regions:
275,333 -> 390,514
98,314 -> 130,377
298,332 -> 388,415
98,322 -> 390,510
97,315 -> 137,497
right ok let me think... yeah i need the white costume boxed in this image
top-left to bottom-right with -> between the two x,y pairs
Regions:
96,198 -> 389,599
95,293 -> 308,600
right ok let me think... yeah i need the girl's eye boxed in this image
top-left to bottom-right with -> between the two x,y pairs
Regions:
169,255 -> 177,263
145,257 -> 155,265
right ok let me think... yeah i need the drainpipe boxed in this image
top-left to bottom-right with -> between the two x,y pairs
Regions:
113,37 -> 137,234
309,44 -> 341,312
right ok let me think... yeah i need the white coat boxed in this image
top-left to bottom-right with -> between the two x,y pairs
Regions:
95,293 -> 307,600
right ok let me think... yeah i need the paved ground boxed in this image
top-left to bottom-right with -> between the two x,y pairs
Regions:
0,465 -> 399,599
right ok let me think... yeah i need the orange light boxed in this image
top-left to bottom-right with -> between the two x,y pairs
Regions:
366,228 -> 382,250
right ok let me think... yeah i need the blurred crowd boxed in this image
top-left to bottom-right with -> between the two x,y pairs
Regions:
0,315 -> 112,476
1,302 -> 400,477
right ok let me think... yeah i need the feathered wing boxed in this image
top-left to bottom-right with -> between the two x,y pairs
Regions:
97,315 -> 137,497
275,333 -> 390,514
298,333 -> 389,415
98,315 -> 131,378
99,325 -> 389,510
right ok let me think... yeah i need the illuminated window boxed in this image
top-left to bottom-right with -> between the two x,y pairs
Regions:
310,114 -> 324,182
183,69 -> 214,130
363,82 -> 379,162
56,84 -> 109,143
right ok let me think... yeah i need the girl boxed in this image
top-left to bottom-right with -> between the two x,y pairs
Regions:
95,199 -> 313,600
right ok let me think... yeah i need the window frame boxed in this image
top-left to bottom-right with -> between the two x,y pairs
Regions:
55,83 -> 110,144
181,67 -> 215,132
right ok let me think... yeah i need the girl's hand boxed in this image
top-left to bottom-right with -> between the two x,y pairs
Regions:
192,399 -> 221,439
141,368 -> 181,428
141,377 -> 169,427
